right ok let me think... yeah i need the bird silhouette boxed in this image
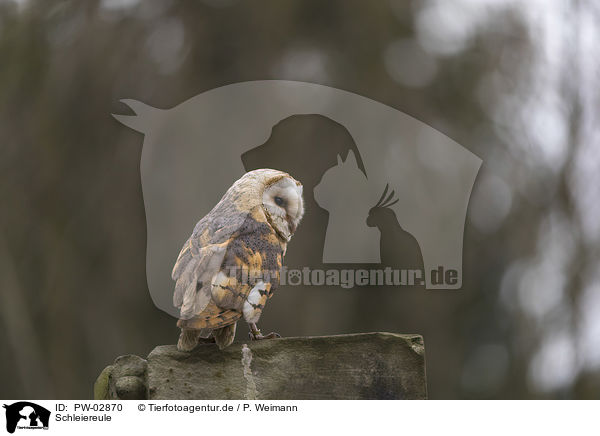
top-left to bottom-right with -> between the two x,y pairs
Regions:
366,184 -> 424,274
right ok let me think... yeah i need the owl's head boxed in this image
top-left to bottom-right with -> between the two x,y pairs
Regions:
262,174 -> 304,242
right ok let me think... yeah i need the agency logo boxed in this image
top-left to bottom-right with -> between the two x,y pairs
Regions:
3,402 -> 50,433
113,80 -> 481,317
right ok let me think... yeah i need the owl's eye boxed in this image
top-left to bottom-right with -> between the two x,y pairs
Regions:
274,196 -> 285,207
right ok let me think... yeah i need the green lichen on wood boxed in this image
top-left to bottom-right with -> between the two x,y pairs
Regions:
93,365 -> 113,400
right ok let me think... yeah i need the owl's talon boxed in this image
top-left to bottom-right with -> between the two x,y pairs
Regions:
249,331 -> 281,340
248,323 -> 281,340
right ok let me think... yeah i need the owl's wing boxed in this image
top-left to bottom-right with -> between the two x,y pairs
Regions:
177,239 -> 283,331
172,239 -> 228,320
172,202 -> 258,320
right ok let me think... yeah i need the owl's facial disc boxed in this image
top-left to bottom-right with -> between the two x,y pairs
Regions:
263,177 -> 304,241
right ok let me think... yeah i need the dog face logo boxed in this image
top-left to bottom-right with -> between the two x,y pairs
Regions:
3,402 -> 50,433
113,80 -> 481,316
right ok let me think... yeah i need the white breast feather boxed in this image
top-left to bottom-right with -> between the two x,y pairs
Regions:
243,281 -> 266,323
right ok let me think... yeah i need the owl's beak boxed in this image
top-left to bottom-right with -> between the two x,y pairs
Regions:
287,216 -> 297,235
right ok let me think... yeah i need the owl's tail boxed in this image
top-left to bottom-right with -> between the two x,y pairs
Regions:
177,302 -> 242,350
177,323 -> 237,351
213,323 -> 237,350
177,328 -> 206,352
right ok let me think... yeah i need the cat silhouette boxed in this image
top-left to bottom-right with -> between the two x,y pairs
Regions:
315,150 -> 380,263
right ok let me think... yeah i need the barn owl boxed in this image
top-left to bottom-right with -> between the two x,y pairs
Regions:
172,169 -> 304,350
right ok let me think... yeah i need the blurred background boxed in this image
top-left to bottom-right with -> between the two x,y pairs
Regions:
1,0 -> 599,399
